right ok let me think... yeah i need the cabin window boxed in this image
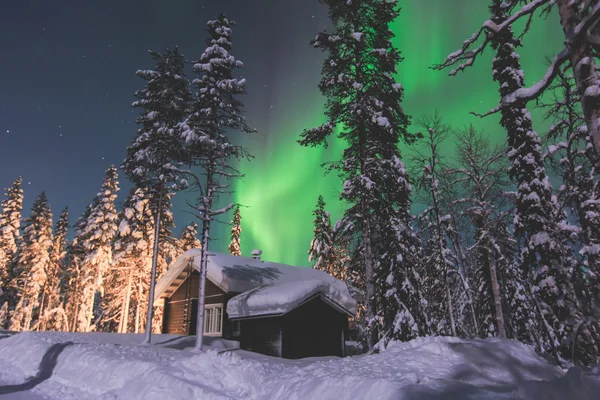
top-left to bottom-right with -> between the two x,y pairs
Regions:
204,304 -> 223,336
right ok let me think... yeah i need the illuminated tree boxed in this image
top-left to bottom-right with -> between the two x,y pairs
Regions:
76,166 -> 119,332
178,14 -> 253,350
228,206 -> 242,256
10,192 -> 53,331
40,206 -> 69,330
62,205 -> 91,331
300,0 -> 425,349
179,223 -> 202,254
0,177 -> 23,310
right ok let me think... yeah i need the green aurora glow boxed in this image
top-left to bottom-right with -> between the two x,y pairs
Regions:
223,1 -> 563,267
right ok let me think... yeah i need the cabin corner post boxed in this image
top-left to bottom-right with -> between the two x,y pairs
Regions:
143,181 -> 164,344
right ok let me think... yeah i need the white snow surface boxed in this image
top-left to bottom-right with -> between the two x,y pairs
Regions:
227,278 -> 355,318
154,250 -> 357,316
0,332 -> 598,399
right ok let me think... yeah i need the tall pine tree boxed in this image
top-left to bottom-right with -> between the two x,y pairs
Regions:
436,0 -> 581,362
40,206 -> 69,330
10,192 -> 53,331
300,0 -> 424,349
76,166 -> 119,332
178,14 -> 253,350
0,177 -> 24,309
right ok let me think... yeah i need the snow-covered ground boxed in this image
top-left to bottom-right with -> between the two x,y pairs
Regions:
0,331 -> 598,400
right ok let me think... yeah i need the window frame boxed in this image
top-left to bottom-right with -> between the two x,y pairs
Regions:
203,303 -> 224,336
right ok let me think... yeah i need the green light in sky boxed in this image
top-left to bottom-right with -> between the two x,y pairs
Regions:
225,1 -> 564,268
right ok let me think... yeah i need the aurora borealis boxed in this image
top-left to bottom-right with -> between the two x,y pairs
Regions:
232,1 -> 563,266
1,0 -> 564,267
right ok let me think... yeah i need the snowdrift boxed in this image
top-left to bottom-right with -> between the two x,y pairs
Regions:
0,332 -> 598,399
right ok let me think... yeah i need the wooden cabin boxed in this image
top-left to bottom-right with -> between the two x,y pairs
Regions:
154,250 -> 357,359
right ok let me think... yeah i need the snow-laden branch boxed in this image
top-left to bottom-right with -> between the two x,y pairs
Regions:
482,0 -> 553,35
434,28 -> 489,75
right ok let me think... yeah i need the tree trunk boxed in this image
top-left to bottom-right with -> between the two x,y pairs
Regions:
195,169 -> 214,352
557,0 -> 600,155
119,270 -> 133,333
487,240 -> 506,338
143,182 -> 163,344
135,280 -> 141,334
450,228 -> 479,333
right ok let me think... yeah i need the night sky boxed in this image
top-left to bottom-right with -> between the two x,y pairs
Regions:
1,0 -> 563,267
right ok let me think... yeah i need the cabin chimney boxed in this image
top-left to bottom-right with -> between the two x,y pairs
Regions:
251,249 -> 262,260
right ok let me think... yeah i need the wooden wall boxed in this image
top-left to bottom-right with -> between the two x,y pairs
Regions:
162,271 -> 239,337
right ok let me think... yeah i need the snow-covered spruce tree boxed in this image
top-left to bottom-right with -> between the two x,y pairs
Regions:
178,14 -> 254,350
301,0 -> 425,349
542,67 -> 600,365
178,223 -> 202,254
61,205 -> 91,331
446,126 -> 517,339
76,166 -> 119,332
123,47 -> 191,188
104,188 -> 152,333
228,206 -> 242,256
436,0 -> 581,362
308,196 -> 346,280
411,113 -> 457,337
0,177 -> 24,311
9,192 -> 53,331
39,206 -> 69,331
122,47 -> 191,342
104,187 -> 175,334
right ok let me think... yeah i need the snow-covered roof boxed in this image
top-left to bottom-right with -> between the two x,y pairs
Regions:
153,249 -> 357,317
227,279 -> 355,319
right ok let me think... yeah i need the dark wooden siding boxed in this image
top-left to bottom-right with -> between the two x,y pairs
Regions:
282,296 -> 347,359
239,317 -> 282,358
162,271 -> 237,337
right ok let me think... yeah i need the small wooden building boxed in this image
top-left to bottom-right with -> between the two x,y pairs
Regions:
154,250 -> 357,359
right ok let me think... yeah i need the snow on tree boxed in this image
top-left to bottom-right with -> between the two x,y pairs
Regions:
76,166 -> 119,332
445,126 -> 516,339
9,192 -> 53,331
228,206 -> 242,256
123,47 -> 191,342
102,187 -> 175,334
430,0 -> 600,155
61,205 -> 91,331
177,14 -> 254,350
178,223 -> 202,254
105,188 -> 153,333
123,47 -> 191,190
300,0 -> 424,349
542,67 -> 600,365
436,0 -> 582,363
39,206 -> 69,331
308,196 -> 348,281
411,113 -> 457,337
0,177 -> 24,311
